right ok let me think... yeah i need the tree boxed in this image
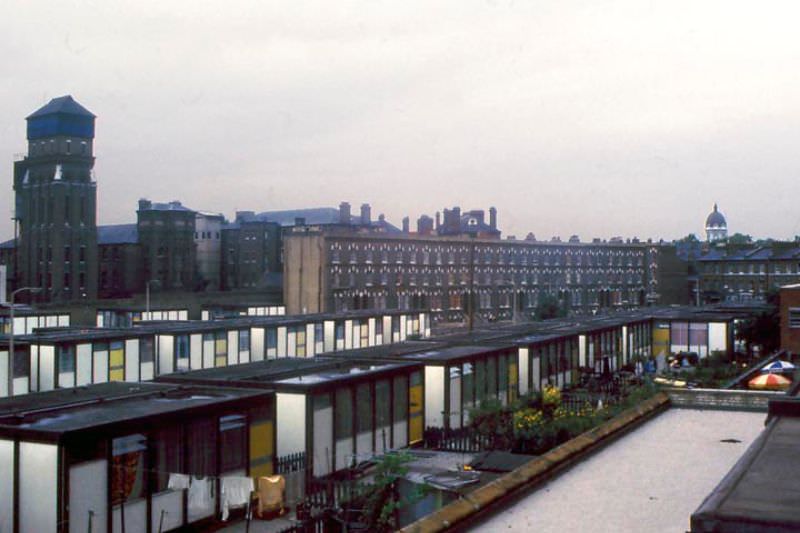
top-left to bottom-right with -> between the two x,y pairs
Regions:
728,233 -> 753,245
677,233 -> 700,243
735,290 -> 780,357
359,452 -> 427,532
535,293 -> 567,320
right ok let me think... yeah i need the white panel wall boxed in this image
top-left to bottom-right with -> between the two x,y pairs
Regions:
277,327 -> 287,357
368,318 -> 376,347
276,393 -> 307,457
190,334 -> 202,369
77,344 -> 92,386
324,321 -> 335,353
125,340 -> 140,382
0,439 -> 13,533
314,403 -> 334,477
532,355 -> 541,392
112,499 -> 146,533
203,338 -> 214,368
30,345 -> 38,392
579,335 -> 587,367
518,348 -> 529,395
93,347 -> 109,384
449,370 -> 462,429
287,330 -> 296,357
251,328 -> 264,361
19,442 -> 58,532
157,335 -> 174,376
344,321 -> 353,350
40,345 -> 55,392
151,491 -> 183,532
70,460 -> 108,533
424,366 -> 445,429
710,323 -> 728,354
227,331 -> 238,366
0,350 -> 7,397
306,324 -> 315,356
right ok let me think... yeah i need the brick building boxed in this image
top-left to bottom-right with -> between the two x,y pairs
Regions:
137,199 -> 197,291
283,213 -> 684,321
11,95 -> 98,302
780,284 -> 800,355
698,242 -> 800,303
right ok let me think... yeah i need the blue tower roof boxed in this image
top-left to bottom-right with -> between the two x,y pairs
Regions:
26,95 -> 95,140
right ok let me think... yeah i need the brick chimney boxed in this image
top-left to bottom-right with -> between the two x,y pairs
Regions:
360,203 -> 371,225
489,206 -> 497,231
339,202 -> 351,224
402,216 -> 410,233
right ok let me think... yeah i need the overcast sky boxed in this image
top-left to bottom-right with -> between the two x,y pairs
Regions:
2,1 -> 800,242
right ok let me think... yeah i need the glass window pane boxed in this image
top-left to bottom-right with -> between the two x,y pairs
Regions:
357,384 -> 372,434
335,388 -> 353,440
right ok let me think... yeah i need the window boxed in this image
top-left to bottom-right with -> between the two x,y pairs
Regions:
140,337 -> 155,363
111,434 -> 147,505
13,345 -> 30,378
219,414 -> 247,472
266,328 -> 277,351
153,426 -> 183,493
176,335 -> 190,370
393,375 -> 408,424
239,330 -> 250,352
335,388 -> 354,444
357,383 -> 373,443
187,419 -> 217,476
790,308 -> 800,328
66,139 -> 71,154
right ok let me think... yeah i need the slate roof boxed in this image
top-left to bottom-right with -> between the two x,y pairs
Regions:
698,244 -> 800,262
245,207 -> 401,232
26,95 -> 95,119
98,223 -> 138,245
0,239 -> 14,250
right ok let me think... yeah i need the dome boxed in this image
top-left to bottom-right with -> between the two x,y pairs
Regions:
705,204 -> 726,228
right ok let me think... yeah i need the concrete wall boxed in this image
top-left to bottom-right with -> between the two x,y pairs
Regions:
665,387 -> 778,412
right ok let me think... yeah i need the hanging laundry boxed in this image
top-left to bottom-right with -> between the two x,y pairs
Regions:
167,473 -> 190,490
220,476 -> 254,521
188,477 -> 213,514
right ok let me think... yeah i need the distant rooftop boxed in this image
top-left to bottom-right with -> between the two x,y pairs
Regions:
26,95 -> 95,119
98,223 -> 138,245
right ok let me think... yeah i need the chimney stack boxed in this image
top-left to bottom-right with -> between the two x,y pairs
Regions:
360,203 -> 371,225
435,211 -> 441,229
402,216 -> 410,233
489,206 -> 497,231
339,202 -> 351,224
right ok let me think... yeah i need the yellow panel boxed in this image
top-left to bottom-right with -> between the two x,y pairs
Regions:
215,355 -> 227,367
409,414 -> 423,444
508,362 -> 518,384
110,349 -> 124,368
409,384 -> 423,414
215,338 -> 227,355
250,420 -> 274,476
109,369 -> 124,382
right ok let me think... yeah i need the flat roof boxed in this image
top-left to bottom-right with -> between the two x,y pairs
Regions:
398,344 -> 515,364
158,356 -> 421,392
476,409 -> 765,533
0,382 -> 270,441
691,399 -> 800,531
13,326 -> 153,343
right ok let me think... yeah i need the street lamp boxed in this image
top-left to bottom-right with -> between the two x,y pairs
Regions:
8,286 -> 41,397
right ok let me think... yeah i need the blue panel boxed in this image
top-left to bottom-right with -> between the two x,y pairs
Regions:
27,115 -> 94,140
